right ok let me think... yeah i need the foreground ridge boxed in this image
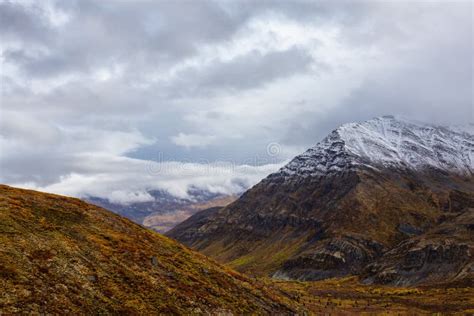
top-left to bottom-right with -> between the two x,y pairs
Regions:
0,185 -> 300,314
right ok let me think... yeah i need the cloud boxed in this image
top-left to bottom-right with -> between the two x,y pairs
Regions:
0,0 -> 472,203
16,155 -> 284,203
0,0 -> 52,43
0,108 -> 282,203
167,46 -> 314,96
1,0 -> 254,79
0,117 -> 154,185
171,133 -> 217,149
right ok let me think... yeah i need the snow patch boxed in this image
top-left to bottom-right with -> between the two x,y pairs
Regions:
277,116 -> 474,179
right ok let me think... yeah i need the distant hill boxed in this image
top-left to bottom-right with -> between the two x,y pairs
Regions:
168,116 -> 474,286
86,189 -> 237,233
142,195 -> 237,233
0,185 -> 300,314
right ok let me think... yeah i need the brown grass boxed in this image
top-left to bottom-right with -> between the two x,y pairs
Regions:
0,185 -> 302,314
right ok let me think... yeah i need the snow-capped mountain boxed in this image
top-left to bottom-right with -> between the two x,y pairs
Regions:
169,116 -> 474,286
279,116 -> 474,179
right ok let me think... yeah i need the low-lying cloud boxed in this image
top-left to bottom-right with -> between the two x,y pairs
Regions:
18,152 -> 284,204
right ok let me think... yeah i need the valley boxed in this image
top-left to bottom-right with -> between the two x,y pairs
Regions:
1,116 -> 473,314
272,277 -> 474,314
2,1 -> 472,313
1,184 -> 473,314
87,191 -> 237,233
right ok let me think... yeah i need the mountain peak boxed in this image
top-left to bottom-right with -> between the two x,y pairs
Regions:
169,116 -> 474,286
278,116 -> 474,179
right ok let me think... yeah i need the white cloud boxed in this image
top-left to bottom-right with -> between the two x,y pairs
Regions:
1,107 -> 283,204
171,133 -> 217,149
17,156 -> 284,203
104,190 -> 155,205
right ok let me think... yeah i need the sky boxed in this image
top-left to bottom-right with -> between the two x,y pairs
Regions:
1,0 -> 473,203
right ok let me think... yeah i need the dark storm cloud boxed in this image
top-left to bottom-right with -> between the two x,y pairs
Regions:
0,1 -> 52,42
2,0 -> 256,78
0,0 -> 369,80
169,46 -> 314,96
3,48 -> 85,78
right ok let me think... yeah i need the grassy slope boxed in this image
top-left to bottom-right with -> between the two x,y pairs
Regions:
0,185 -> 302,314
271,277 -> 474,315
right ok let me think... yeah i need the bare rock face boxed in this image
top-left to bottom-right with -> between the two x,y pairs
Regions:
168,116 -> 474,286
363,209 -> 474,286
273,235 -> 385,281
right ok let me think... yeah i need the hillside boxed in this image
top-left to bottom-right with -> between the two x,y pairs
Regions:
0,185 -> 301,314
168,116 -> 474,285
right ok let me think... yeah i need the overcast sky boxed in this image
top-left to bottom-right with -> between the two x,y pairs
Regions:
1,0 -> 473,203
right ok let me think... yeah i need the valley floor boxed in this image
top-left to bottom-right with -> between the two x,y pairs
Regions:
265,276 -> 474,315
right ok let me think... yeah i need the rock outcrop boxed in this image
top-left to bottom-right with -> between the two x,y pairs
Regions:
363,209 -> 474,286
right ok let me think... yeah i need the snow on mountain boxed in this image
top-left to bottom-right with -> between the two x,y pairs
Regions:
278,116 -> 474,179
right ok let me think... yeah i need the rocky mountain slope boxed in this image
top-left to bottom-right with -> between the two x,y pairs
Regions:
168,116 -> 474,286
0,185 -> 302,314
363,208 -> 474,287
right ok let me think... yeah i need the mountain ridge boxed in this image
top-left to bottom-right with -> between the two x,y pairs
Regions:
168,116 -> 474,285
278,116 -> 473,180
